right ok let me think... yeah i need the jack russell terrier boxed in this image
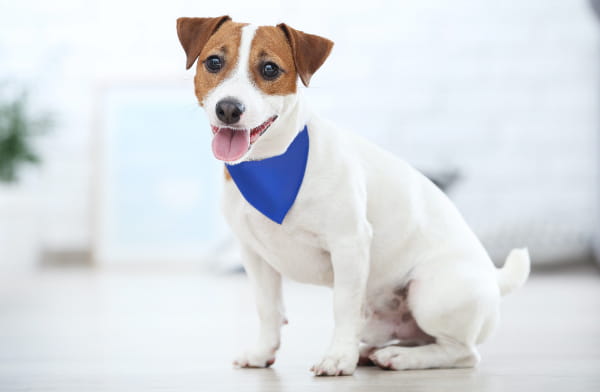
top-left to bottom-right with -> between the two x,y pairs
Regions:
176,16 -> 530,376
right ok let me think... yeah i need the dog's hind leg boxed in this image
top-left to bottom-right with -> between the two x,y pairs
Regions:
369,265 -> 499,370
369,339 -> 480,370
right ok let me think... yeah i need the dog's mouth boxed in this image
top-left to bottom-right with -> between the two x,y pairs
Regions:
211,115 -> 278,162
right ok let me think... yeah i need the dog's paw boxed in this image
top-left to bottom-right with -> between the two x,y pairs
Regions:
233,348 -> 276,369
311,348 -> 358,376
368,347 -> 402,370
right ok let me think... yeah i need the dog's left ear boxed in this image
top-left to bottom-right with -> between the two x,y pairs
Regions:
177,16 -> 231,70
277,23 -> 334,87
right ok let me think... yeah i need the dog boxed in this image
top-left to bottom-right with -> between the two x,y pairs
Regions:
176,16 -> 530,376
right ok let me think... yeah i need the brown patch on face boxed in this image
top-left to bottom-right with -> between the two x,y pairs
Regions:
177,16 -> 231,70
249,26 -> 297,96
224,165 -> 232,181
194,21 -> 247,105
276,23 -> 334,86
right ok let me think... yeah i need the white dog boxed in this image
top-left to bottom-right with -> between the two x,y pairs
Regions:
177,16 -> 530,376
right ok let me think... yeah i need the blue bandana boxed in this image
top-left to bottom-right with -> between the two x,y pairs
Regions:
226,126 -> 309,224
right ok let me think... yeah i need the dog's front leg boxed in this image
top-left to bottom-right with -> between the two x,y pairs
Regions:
233,246 -> 285,368
312,235 -> 371,376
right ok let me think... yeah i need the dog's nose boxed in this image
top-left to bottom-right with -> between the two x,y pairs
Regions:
215,98 -> 245,125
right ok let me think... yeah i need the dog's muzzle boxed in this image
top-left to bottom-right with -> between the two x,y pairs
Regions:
211,115 -> 278,162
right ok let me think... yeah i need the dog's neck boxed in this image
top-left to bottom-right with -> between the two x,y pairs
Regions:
242,90 -> 312,162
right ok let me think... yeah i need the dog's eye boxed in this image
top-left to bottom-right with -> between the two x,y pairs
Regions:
261,62 -> 280,80
205,56 -> 223,73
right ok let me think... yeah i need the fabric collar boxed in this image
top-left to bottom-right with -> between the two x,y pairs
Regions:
226,126 -> 309,224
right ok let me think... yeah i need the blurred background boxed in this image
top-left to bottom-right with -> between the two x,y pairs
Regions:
1,0 -> 599,272
1,0 -> 599,271
1,1 -> 600,390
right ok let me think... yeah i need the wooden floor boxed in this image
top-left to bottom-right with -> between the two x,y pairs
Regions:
1,264 -> 599,391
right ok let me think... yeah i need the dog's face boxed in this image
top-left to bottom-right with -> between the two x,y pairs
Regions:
177,16 -> 333,163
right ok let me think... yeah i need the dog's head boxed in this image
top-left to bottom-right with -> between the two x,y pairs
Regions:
176,16 -> 333,163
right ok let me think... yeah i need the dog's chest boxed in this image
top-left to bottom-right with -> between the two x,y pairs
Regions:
222,183 -> 334,286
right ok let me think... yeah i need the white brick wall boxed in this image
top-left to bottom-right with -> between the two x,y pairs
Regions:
0,0 -> 597,264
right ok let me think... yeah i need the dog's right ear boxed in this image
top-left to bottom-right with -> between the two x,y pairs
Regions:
176,16 -> 231,70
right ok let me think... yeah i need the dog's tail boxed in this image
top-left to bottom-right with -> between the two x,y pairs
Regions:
496,248 -> 530,296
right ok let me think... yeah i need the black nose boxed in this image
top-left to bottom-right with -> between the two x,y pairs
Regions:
215,98 -> 245,125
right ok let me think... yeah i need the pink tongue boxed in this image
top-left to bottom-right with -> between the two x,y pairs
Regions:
211,128 -> 250,161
